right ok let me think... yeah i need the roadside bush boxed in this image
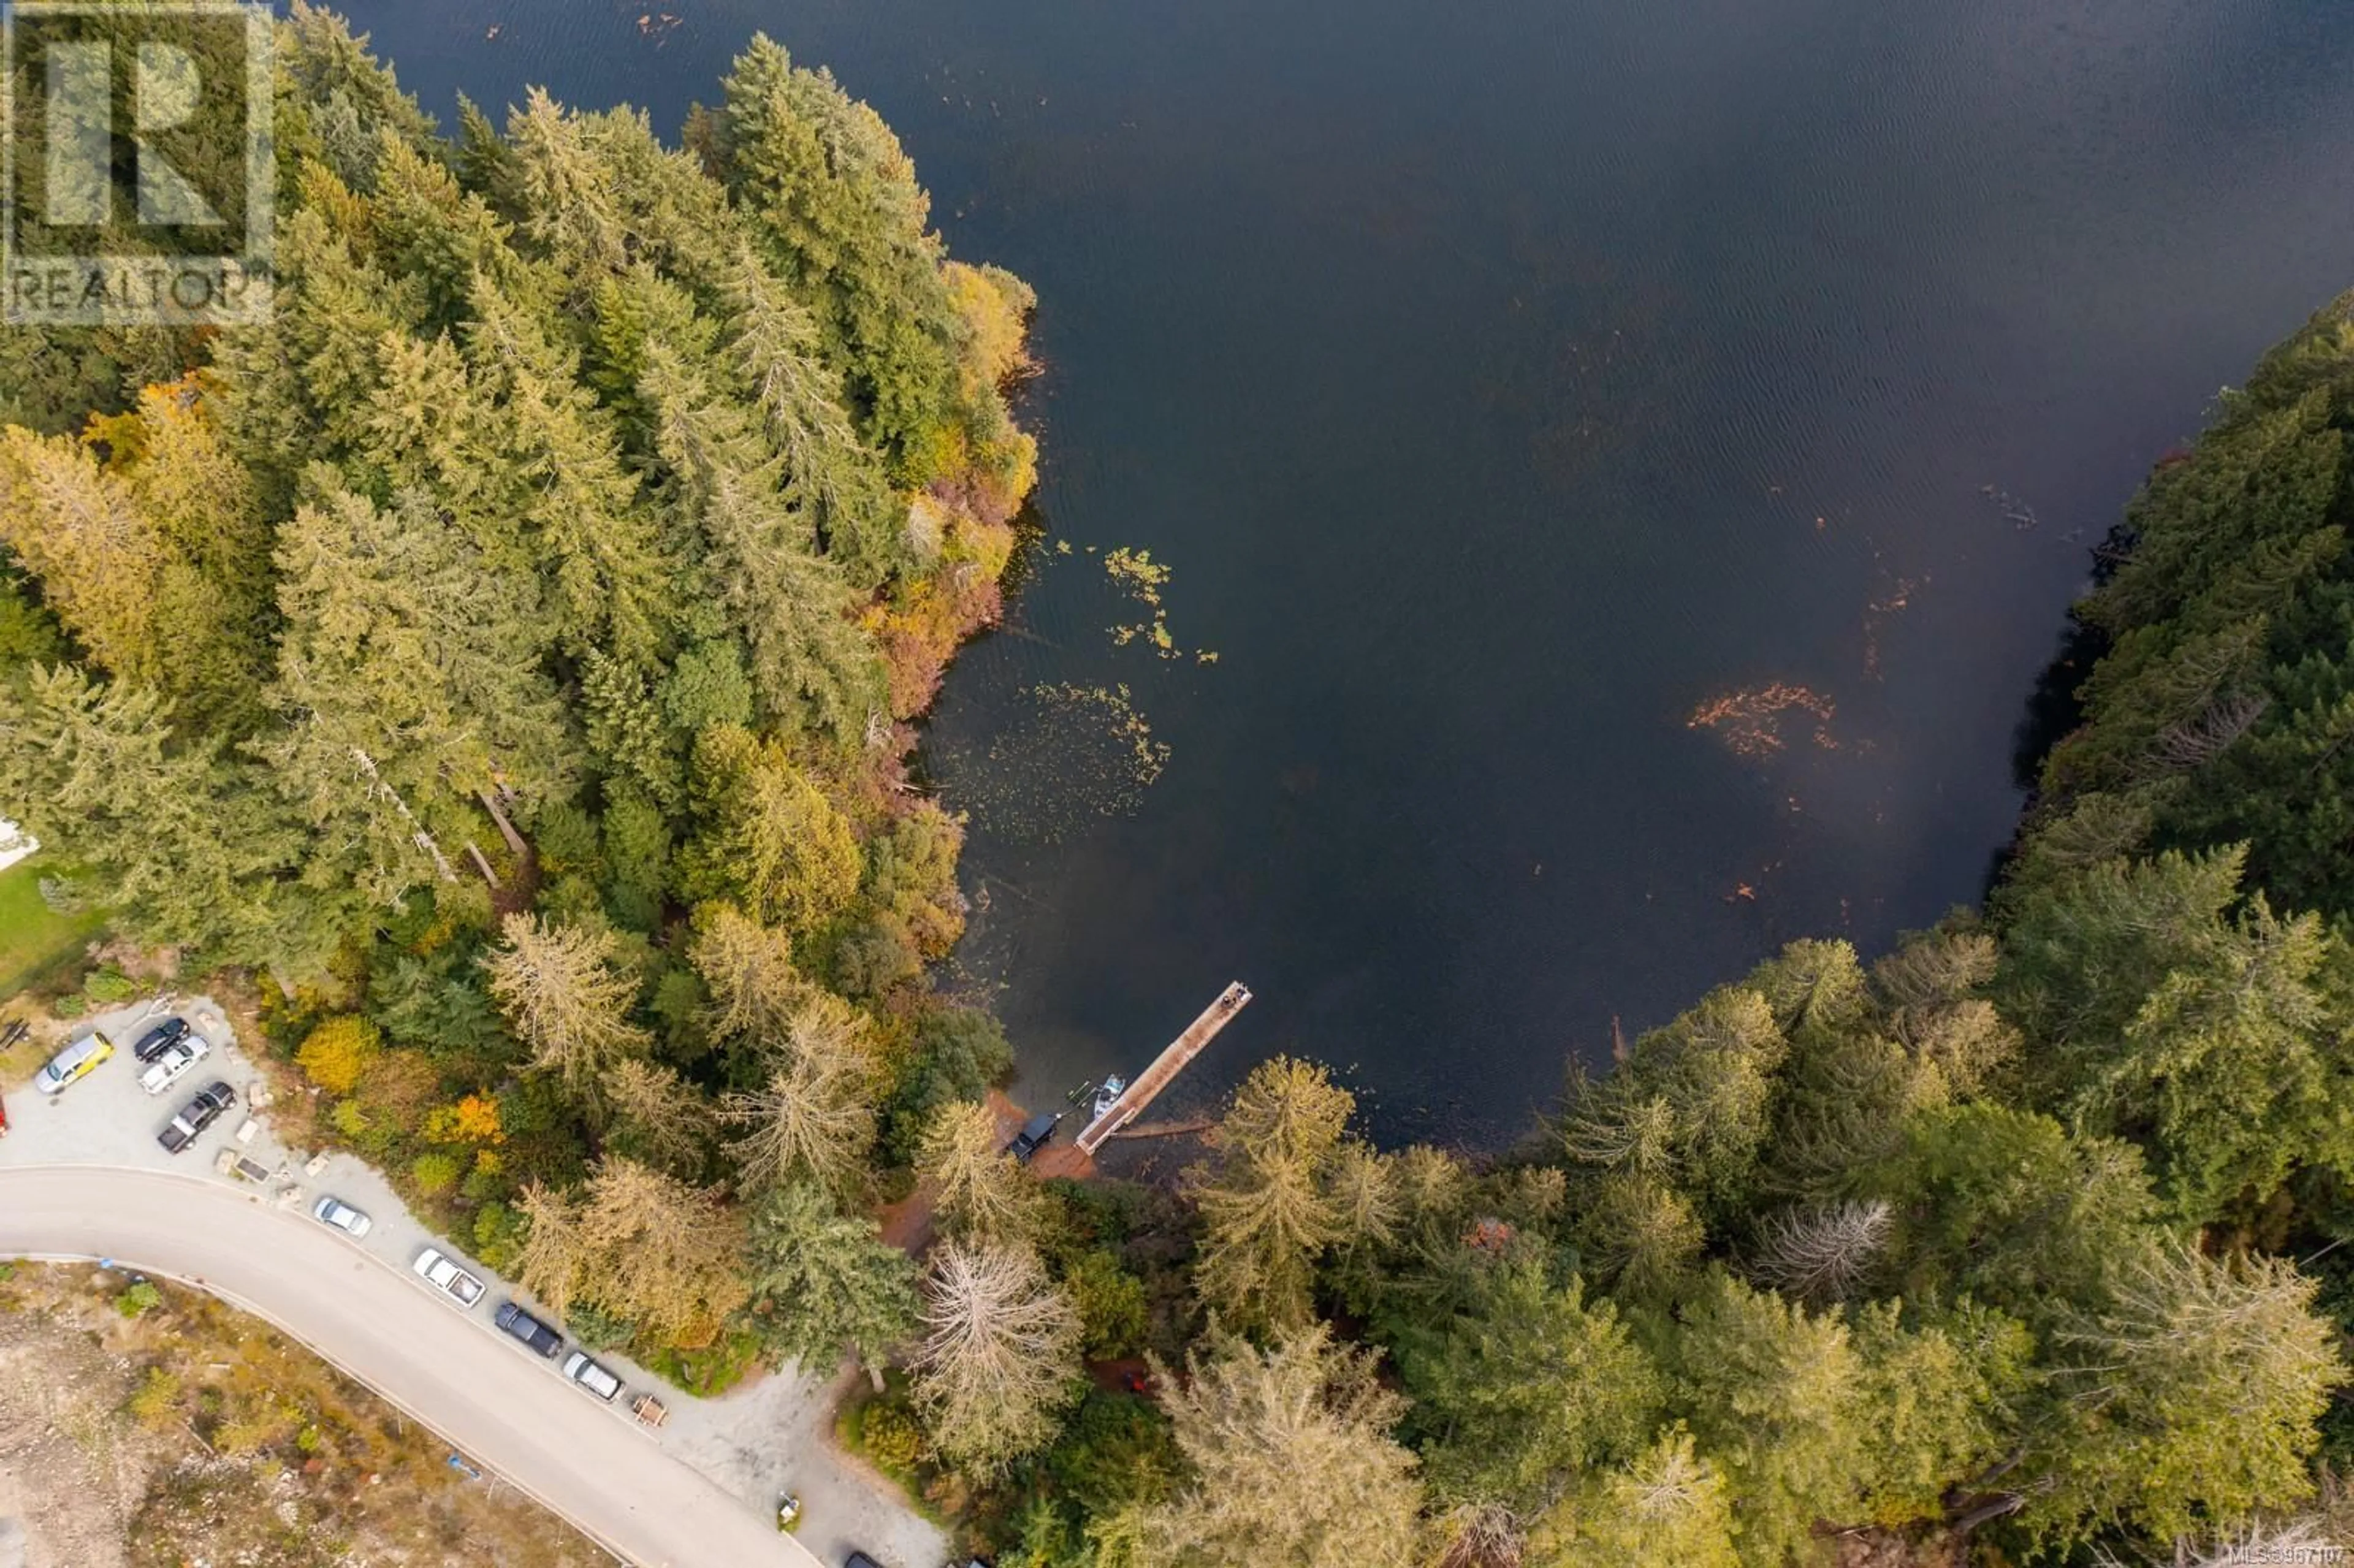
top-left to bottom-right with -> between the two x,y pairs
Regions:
859,1396 -> 931,1476
296,1014 -> 381,1095
409,1151 -> 461,1197
639,1330 -> 763,1397
81,967 -> 135,1003
471,1201 -> 527,1271
566,1301 -> 638,1352
115,1281 -> 161,1318
51,994 -> 85,1019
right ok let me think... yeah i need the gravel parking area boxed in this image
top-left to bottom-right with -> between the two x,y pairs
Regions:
0,997 -> 950,1568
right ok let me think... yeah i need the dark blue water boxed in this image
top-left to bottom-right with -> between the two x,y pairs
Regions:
341,0 -> 2354,1141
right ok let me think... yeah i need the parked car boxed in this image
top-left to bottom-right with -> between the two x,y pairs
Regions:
157,1081 -> 236,1154
560,1350 -> 622,1402
35,1034 -> 113,1095
1007,1112 -> 1059,1163
845,1554 -> 885,1568
493,1301 -> 564,1358
137,1035 -> 211,1096
412,1246 -> 486,1308
313,1195 -> 371,1238
129,1016 -> 192,1063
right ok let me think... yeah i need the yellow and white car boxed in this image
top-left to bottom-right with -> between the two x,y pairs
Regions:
34,1032 -> 113,1095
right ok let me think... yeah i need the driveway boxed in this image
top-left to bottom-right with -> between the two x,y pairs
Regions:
0,999 -> 948,1568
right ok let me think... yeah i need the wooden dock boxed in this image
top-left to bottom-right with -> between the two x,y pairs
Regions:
1075,982 -> 1252,1155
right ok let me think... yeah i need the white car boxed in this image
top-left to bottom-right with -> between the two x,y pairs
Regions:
137,1035 -> 211,1096
313,1196 -> 371,1238
412,1246 -> 485,1308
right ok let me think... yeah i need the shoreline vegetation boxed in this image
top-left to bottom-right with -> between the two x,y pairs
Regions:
6,10 -> 2354,1568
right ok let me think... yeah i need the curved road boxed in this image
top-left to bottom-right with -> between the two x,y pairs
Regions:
0,1164 -> 821,1568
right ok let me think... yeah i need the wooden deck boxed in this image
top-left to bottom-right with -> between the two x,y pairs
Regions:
1075,982 -> 1252,1155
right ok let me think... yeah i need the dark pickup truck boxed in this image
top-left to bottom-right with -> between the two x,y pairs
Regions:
158,1081 -> 235,1154
493,1301 -> 565,1358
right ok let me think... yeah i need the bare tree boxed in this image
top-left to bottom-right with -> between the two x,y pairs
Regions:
910,1241 -> 1081,1476
1750,1199 -> 1891,1305
718,992 -> 878,1196
2150,1518 -> 2337,1568
484,911 -> 649,1098
2141,690 -> 2269,779
918,1100 -> 1044,1243
1432,1501 -> 1524,1568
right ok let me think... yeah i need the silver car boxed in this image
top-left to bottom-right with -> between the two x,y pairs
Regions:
560,1351 -> 622,1402
313,1196 -> 371,1238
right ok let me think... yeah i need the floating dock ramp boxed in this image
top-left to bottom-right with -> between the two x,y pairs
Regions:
1075,982 -> 1252,1155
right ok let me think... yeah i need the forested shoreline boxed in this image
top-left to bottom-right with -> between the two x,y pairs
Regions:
7,10 -> 2354,1568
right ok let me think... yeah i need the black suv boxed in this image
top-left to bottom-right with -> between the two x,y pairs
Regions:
157,1081 -> 235,1154
1006,1113 -> 1059,1163
493,1301 -> 565,1358
131,1016 -> 192,1064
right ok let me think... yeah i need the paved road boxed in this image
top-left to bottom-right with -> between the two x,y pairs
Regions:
0,1164 -> 822,1568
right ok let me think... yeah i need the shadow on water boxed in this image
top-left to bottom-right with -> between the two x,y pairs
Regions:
1980,552 -> 2117,902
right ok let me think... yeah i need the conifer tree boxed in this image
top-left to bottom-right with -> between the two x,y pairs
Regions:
645,349 -> 884,741
1136,1324 -> 1423,1568
485,911 -> 652,1098
741,1178 -> 920,1372
919,1100 -> 1045,1244
1192,1056 -> 1356,1336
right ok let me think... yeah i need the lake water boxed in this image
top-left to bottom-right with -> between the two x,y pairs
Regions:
342,0 -> 2354,1142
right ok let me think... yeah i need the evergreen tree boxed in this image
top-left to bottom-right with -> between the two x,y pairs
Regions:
484,912 -> 652,1099
1191,1056 -> 1357,1336
1135,1324 -> 1423,1568
1397,1257 -> 1664,1522
259,484 -> 569,905
676,725 -> 863,934
645,349 -> 883,742
741,1178 -> 920,1372
920,1100 -> 1046,1244
0,666 -> 300,965
710,37 -> 965,480
2023,1243 -> 2344,1550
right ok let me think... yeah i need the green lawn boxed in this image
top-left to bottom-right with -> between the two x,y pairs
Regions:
0,855 -> 103,999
